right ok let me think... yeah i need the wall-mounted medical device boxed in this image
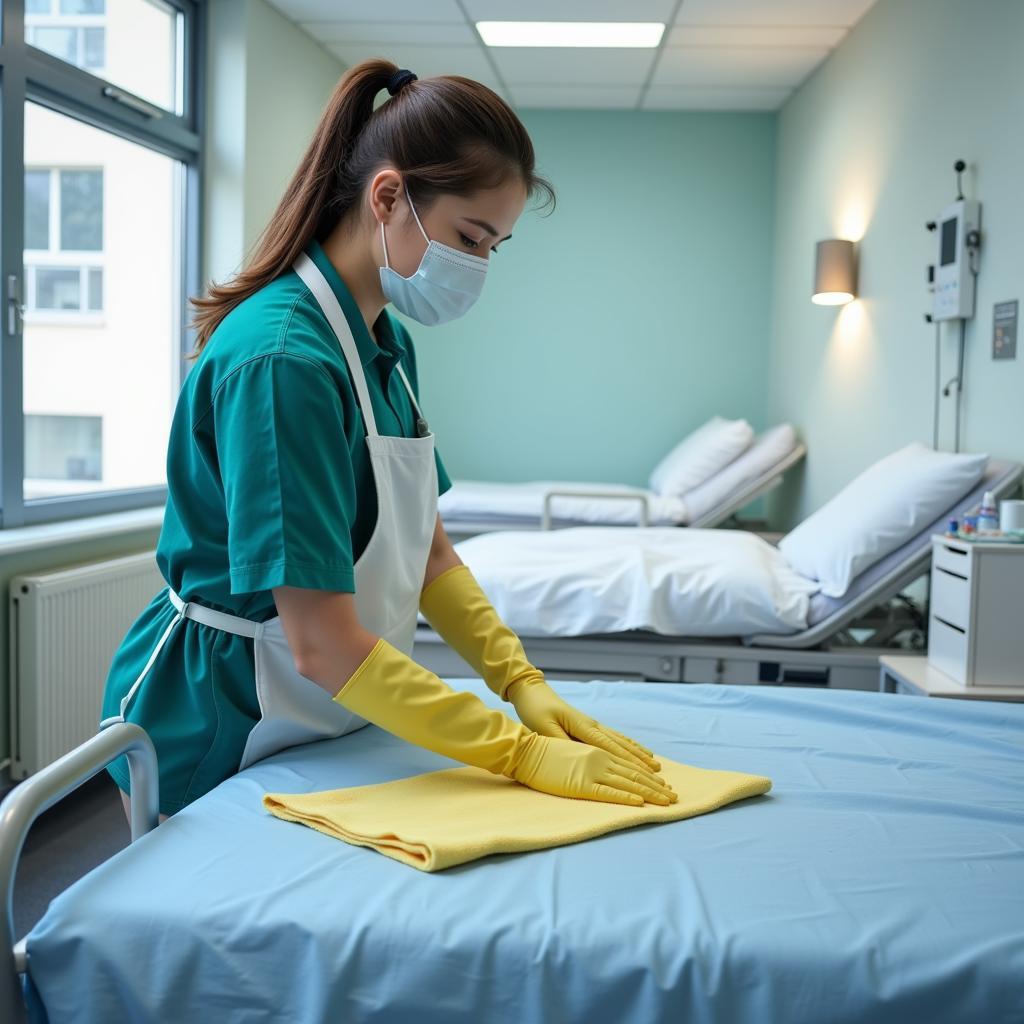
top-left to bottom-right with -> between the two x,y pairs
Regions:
924,161 -> 983,454
927,161 -> 981,321
932,198 -> 981,320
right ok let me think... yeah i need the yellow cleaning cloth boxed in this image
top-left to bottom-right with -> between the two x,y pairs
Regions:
262,756 -> 771,872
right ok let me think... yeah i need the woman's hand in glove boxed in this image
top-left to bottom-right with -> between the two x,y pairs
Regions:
511,731 -> 677,806
508,677 -> 665,777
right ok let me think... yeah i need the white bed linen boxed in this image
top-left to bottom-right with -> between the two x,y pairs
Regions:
453,527 -> 821,638
438,480 -> 689,525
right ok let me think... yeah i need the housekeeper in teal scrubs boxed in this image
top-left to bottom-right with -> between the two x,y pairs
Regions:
100,59 -> 676,822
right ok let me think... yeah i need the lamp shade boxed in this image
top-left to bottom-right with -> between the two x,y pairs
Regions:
812,239 -> 857,305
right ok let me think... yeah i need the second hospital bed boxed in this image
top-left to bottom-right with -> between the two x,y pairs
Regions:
439,422 -> 806,538
3,679 -> 1023,1023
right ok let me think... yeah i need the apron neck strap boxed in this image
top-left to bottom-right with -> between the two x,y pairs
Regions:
394,363 -> 423,418
292,252 -> 379,438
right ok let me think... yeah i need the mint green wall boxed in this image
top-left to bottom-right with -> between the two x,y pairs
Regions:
767,0 -> 1024,528
406,110 -> 776,488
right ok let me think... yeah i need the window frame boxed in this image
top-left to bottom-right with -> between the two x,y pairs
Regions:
0,0 -> 203,527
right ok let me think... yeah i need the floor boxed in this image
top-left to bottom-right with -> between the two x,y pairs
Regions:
1,771 -> 131,941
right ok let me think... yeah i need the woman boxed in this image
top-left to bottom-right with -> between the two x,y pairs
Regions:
100,59 -> 676,823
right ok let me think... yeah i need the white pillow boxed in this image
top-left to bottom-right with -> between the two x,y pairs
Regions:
648,416 -> 754,497
778,442 -> 988,598
683,423 -> 799,524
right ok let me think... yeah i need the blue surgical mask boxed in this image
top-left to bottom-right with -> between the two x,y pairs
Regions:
378,184 -> 489,326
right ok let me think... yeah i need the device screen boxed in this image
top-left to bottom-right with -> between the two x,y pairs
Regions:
940,217 -> 958,266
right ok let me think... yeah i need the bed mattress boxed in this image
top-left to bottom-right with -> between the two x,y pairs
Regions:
24,680 -> 1024,1024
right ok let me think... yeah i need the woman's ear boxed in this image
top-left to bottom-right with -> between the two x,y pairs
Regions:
368,168 -> 403,226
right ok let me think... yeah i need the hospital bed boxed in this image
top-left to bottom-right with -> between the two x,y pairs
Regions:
419,457 -> 1023,692
439,424 -> 806,540
3,679 -> 1023,1023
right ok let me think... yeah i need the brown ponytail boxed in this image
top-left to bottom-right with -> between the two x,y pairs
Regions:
187,58 -> 555,358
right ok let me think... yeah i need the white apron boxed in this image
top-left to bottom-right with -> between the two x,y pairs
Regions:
101,251 -> 439,773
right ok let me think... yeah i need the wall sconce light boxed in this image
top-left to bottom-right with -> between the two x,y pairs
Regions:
812,239 -> 857,305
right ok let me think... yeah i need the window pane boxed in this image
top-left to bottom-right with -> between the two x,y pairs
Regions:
35,267 -> 82,310
60,0 -> 105,13
26,0 -> 181,113
60,169 -> 103,250
83,26 -> 106,69
25,415 -> 102,481
25,170 -> 51,250
31,26 -> 77,64
88,267 -> 104,310
25,103 -> 180,500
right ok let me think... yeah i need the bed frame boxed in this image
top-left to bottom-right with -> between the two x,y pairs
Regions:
0,723 -> 159,1024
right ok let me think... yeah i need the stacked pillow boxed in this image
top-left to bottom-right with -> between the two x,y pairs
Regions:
778,442 -> 988,598
648,417 -> 754,498
682,423 -> 798,524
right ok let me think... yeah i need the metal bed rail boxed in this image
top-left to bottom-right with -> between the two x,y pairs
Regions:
0,722 -> 159,1024
541,489 -> 651,530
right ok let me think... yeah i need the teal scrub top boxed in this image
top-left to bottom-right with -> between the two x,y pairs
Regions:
101,238 -> 452,814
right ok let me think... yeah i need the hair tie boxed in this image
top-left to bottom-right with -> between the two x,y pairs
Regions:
387,69 -> 417,96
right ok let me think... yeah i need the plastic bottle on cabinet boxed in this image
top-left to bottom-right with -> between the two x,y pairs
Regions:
977,490 -> 999,533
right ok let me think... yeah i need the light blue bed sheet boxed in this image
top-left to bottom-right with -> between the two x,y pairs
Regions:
24,680 -> 1024,1024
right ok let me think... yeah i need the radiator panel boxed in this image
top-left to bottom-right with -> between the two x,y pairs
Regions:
9,551 -> 164,779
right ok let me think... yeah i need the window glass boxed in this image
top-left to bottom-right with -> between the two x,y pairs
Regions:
35,267 -> 81,309
25,169 -> 51,249
25,414 -> 103,483
60,169 -> 103,250
23,102 -> 180,500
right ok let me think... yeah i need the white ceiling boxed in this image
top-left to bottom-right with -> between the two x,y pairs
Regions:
265,0 -> 880,111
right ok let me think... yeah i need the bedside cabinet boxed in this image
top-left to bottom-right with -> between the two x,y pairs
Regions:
929,535 -> 1024,688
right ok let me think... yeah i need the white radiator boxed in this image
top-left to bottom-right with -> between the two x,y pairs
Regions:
8,551 -> 164,779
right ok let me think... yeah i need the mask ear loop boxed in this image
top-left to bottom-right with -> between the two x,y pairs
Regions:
380,181 -> 430,273
403,181 -> 431,244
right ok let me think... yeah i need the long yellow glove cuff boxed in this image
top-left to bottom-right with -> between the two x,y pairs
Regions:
419,563 -> 541,702
419,564 -> 665,777
332,637 -> 534,778
332,638 -> 677,807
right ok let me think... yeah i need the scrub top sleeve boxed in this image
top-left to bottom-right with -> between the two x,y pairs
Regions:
211,354 -> 358,595
393,318 -> 453,497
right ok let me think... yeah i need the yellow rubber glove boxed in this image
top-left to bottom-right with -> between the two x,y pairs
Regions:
419,563 -> 663,774
333,638 -> 676,807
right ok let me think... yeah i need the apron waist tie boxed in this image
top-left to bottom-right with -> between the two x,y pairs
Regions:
167,587 -> 260,639
99,587 -> 263,730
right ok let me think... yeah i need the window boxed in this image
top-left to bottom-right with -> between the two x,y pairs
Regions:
1,0 -> 202,526
25,0 -> 183,115
24,167 -> 104,318
25,414 -> 103,491
26,0 -> 107,76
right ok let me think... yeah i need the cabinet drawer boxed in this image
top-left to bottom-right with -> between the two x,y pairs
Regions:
931,566 -> 971,630
928,613 -> 968,684
933,540 -> 972,579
